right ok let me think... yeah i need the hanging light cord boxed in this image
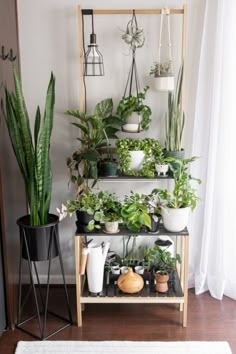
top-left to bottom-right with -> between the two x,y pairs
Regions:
81,13 -> 87,113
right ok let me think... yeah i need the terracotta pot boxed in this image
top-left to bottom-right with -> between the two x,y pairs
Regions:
155,272 -> 169,293
117,267 -> 144,294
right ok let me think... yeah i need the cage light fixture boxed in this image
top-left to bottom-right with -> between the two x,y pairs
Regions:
82,9 -> 104,76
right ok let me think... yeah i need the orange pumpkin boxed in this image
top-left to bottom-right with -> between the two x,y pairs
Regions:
117,267 -> 144,294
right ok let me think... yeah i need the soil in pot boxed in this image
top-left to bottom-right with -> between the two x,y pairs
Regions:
17,214 -> 59,262
98,160 -> 118,177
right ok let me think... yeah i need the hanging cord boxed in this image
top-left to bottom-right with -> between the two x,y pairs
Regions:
82,13 -> 87,113
158,7 -> 173,74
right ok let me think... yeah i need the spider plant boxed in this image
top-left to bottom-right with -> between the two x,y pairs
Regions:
1,65 -> 55,225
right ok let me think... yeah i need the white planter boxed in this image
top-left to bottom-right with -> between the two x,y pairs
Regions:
86,242 -> 110,293
104,221 -> 119,233
122,112 -> 143,133
129,150 -> 145,171
154,75 -> 174,91
155,164 -> 169,176
162,207 -> 190,232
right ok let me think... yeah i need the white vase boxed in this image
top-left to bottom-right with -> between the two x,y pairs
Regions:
162,207 -> 190,232
86,241 -> 110,293
129,150 -> 145,171
154,75 -> 174,91
155,164 -> 169,176
122,112 -> 143,133
104,221 -> 119,233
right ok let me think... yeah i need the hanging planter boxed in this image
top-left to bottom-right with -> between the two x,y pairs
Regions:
117,11 -> 152,133
150,7 -> 174,92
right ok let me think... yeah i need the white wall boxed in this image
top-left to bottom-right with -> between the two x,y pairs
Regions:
17,0 -> 202,283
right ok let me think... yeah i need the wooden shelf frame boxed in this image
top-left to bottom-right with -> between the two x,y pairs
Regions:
75,4 -> 188,328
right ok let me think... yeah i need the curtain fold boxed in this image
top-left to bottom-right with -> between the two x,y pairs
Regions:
188,0 -> 236,300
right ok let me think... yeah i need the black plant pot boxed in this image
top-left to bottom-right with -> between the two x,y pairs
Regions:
17,214 -> 59,262
76,211 -> 94,224
149,214 -> 159,233
164,149 -> 185,176
98,160 -> 118,177
76,222 -> 97,234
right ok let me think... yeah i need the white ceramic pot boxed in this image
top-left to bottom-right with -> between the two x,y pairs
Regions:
104,221 -> 119,233
135,266 -> 144,275
154,75 -> 174,91
122,112 -> 143,133
86,241 -> 110,293
120,266 -> 129,274
129,150 -> 145,171
155,164 -> 169,176
162,207 -> 190,232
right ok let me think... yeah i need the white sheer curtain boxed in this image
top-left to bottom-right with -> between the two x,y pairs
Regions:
188,0 -> 236,300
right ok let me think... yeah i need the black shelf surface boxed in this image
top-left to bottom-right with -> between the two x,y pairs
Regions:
82,270 -> 183,298
96,174 -> 172,181
75,224 -> 189,237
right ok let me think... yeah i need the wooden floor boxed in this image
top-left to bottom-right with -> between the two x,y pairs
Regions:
0,287 -> 235,353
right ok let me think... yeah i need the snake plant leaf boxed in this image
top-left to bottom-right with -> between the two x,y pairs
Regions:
34,106 -> 41,148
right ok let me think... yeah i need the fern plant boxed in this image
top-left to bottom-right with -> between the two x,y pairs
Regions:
2,65 -> 55,226
165,64 -> 185,151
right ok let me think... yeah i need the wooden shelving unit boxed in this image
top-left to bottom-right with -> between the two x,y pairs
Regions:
75,5 -> 188,328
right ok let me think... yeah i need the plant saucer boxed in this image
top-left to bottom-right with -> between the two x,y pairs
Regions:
102,229 -> 120,235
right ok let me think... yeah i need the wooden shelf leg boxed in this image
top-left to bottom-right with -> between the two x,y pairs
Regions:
75,236 -> 82,327
183,235 -> 189,327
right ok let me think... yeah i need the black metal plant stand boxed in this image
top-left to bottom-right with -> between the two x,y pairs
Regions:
16,216 -> 72,340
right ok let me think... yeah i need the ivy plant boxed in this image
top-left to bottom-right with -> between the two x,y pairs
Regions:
116,138 -> 162,177
116,86 -> 152,131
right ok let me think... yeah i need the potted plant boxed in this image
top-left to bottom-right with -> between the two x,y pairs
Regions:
2,65 -> 58,262
98,131 -> 118,177
155,150 -> 175,177
121,192 -> 151,232
65,98 -> 123,188
164,64 -> 185,162
116,138 -> 162,177
152,157 -> 201,232
150,59 -> 174,91
116,86 -> 152,132
99,191 -> 122,234
58,190 -> 103,233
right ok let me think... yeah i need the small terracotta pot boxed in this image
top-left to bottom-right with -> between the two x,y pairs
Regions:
117,267 -> 144,294
155,272 -> 169,293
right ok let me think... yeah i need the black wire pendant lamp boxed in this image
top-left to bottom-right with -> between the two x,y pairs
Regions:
82,9 -> 104,76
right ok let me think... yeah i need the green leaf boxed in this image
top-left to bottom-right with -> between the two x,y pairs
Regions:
81,149 -> 100,162
94,98 -> 113,117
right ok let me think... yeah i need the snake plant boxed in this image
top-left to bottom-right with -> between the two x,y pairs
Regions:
165,63 -> 185,151
2,65 -> 55,226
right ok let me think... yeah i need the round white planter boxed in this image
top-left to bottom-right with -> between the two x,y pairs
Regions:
162,207 -> 190,232
155,164 -> 169,176
154,75 -> 174,91
122,112 -> 143,133
129,150 -> 145,171
104,221 -> 119,233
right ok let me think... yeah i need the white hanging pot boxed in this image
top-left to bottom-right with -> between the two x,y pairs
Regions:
154,75 -> 174,91
129,150 -> 145,171
122,112 -> 143,133
104,221 -> 119,234
86,242 -> 110,293
155,164 -> 169,176
162,207 -> 190,232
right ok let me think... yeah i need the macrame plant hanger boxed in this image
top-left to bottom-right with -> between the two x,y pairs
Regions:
123,10 -> 142,133
158,7 -> 173,76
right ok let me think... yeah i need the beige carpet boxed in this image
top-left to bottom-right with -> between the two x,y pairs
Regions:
15,341 -> 232,354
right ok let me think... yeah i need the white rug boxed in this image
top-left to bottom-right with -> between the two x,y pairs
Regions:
15,341 -> 232,354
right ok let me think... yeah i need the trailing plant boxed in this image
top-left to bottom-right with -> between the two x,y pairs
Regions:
121,192 -> 151,232
116,138 -> 162,177
144,245 -> 181,274
165,63 -> 185,151
116,86 -> 152,131
152,157 -> 201,210
150,59 -> 173,77
2,65 -> 55,226
99,191 -> 122,222
65,98 -> 123,189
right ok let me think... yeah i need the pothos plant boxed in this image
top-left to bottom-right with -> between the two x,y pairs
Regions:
152,157 -> 201,210
99,191 -> 122,222
116,138 -> 162,177
121,192 -> 151,232
65,98 -> 123,190
144,245 -> 181,274
116,86 -> 152,131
